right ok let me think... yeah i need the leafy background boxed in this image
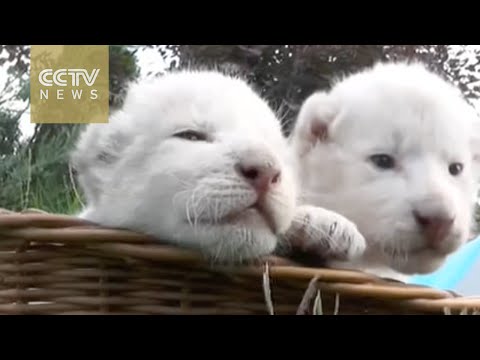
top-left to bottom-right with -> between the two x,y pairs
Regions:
1,45 -> 479,216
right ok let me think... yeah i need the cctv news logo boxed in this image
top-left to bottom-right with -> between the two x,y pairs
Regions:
38,68 -> 100,100
30,45 -> 109,124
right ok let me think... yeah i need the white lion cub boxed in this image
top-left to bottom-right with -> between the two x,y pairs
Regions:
289,61 -> 480,281
71,69 -> 366,265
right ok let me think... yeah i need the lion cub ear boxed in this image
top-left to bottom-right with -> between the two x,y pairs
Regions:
289,91 -> 339,157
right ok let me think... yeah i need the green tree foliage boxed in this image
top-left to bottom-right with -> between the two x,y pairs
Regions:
109,45 -> 141,108
172,45 -> 479,134
0,45 -> 141,213
0,109 -> 21,156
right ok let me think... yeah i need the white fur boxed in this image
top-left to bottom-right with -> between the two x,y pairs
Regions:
72,69 -> 367,266
281,205 -> 366,261
72,70 -> 297,264
289,61 -> 480,281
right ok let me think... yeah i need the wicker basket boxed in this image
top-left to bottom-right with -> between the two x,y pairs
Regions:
0,208 -> 479,315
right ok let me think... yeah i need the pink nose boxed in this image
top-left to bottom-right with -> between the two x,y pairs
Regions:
413,211 -> 455,247
238,164 -> 281,195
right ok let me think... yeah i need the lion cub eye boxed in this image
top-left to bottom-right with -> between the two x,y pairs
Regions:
369,154 -> 396,170
448,162 -> 464,176
173,130 -> 208,142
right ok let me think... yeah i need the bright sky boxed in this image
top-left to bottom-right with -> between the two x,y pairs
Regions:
1,45 -> 479,140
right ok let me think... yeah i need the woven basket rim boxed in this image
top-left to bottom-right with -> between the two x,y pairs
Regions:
1,208 -> 480,314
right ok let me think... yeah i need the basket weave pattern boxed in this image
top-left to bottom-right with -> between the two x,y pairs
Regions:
0,209 -> 479,315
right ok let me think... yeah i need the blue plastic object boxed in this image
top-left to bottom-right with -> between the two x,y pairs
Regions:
409,236 -> 480,294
